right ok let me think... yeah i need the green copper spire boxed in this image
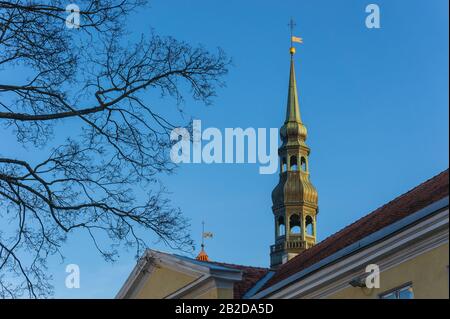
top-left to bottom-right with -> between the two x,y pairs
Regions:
285,56 -> 302,124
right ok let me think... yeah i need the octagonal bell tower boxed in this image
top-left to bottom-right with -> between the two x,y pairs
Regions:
270,40 -> 318,269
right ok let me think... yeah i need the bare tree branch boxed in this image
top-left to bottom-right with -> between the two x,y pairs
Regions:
0,0 -> 230,298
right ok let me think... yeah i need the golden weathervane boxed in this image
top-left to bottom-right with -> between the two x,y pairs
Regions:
288,18 -> 303,55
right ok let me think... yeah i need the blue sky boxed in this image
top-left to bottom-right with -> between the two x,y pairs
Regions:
2,0 -> 449,298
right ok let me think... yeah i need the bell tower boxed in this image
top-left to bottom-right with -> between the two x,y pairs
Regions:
270,26 -> 318,268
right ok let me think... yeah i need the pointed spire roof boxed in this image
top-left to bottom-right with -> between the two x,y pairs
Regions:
196,244 -> 210,261
285,54 -> 302,124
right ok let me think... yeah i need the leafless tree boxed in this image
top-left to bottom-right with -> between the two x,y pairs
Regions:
0,0 -> 229,298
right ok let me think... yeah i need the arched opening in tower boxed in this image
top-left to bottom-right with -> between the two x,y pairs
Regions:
290,156 -> 298,171
305,215 -> 314,236
281,157 -> 287,173
300,157 -> 307,172
289,214 -> 301,234
277,216 -> 285,237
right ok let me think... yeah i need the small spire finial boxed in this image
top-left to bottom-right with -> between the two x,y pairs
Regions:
288,18 -> 303,55
288,18 -> 296,55
196,221 -> 213,261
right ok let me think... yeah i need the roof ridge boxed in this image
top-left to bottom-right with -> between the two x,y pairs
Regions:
173,252 -> 268,271
306,169 -> 449,253
211,261 -> 269,271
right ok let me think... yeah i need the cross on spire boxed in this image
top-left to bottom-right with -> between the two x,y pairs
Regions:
288,18 -> 303,55
288,18 -> 296,39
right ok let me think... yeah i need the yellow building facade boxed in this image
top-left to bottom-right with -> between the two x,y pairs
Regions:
116,250 -> 268,299
329,244 -> 449,299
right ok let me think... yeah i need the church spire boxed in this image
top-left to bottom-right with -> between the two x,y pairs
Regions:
270,21 -> 318,269
285,56 -> 302,123
196,221 -> 212,262
285,17 -> 304,124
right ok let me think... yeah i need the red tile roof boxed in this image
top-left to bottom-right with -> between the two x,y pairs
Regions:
210,261 -> 269,299
260,169 -> 449,293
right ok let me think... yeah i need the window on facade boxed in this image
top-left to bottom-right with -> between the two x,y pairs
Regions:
300,157 -> 307,171
305,215 -> 314,236
380,284 -> 414,299
289,214 -> 301,234
290,156 -> 298,171
277,216 -> 285,236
